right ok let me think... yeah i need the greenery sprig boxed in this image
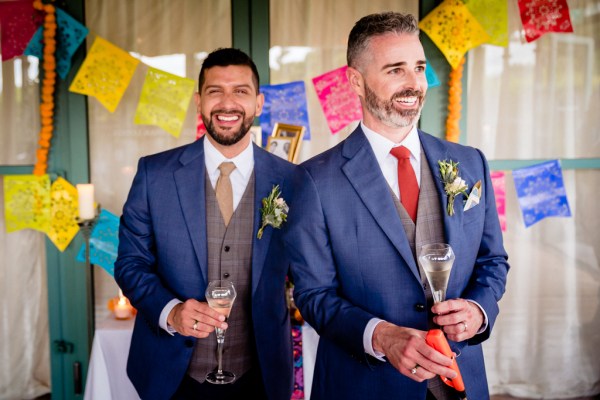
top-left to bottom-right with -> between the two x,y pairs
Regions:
257,185 -> 289,239
438,159 -> 468,216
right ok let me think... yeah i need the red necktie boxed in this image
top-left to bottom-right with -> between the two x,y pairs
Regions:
390,146 -> 419,222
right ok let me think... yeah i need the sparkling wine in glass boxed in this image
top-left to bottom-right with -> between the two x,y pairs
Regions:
205,280 -> 237,384
418,243 -> 455,303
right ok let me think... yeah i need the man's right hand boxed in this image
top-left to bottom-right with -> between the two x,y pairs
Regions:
167,300 -> 228,338
372,321 -> 457,382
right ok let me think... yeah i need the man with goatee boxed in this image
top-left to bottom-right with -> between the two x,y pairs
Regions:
116,48 -> 295,400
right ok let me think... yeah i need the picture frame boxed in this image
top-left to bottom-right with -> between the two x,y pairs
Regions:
266,136 -> 295,161
271,123 -> 305,163
249,125 -> 262,147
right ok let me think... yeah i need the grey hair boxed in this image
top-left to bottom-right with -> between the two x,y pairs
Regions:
347,12 -> 420,69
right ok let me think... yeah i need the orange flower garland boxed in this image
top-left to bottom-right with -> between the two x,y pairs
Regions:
445,56 -> 465,143
32,0 -> 57,176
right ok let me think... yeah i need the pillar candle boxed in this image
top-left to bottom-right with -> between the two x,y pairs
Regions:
77,183 -> 95,220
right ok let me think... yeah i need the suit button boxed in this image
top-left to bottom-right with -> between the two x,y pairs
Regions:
414,303 -> 425,312
184,339 -> 193,348
223,273 -> 230,278
224,245 -> 230,252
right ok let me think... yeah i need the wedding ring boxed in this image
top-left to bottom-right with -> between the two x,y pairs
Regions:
462,322 -> 468,332
193,321 -> 198,331
411,365 -> 419,375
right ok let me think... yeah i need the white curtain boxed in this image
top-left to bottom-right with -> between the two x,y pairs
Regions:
0,179 -> 50,399
0,57 -> 40,165
0,54 -> 51,397
468,1 -> 600,397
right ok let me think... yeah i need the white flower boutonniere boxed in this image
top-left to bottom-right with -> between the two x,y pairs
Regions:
438,159 -> 469,216
257,185 -> 289,239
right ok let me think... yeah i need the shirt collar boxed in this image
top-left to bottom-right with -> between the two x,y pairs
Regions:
361,122 -> 421,163
204,137 -> 254,179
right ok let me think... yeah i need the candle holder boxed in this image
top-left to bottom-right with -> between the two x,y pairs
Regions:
77,204 -> 101,267
77,204 -> 101,344
107,292 -> 136,320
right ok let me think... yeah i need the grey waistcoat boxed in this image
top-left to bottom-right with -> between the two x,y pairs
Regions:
392,149 -> 457,400
187,172 -> 256,383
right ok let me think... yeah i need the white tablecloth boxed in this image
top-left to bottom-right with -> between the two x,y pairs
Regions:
301,324 -> 319,400
84,316 -> 140,400
83,317 -> 320,400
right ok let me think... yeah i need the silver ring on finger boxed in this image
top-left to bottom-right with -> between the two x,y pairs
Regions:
193,320 -> 198,331
462,321 -> 468,332
411,365 -> 419,375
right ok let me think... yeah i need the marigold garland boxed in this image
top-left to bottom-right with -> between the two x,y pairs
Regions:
445,56 -> 465,143
32,0 -> 57,176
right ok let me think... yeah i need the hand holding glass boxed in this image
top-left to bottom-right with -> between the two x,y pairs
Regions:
205,280 -> 237,384
420,243 -> 467,393
418,243 -> 455,303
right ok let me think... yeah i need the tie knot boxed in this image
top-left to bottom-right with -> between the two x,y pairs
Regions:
390,146 -> 411,160
218,162 -> 236,177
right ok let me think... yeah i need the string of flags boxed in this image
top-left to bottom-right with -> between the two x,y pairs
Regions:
0,0 -> 575,140
2,158 -> 573,276
1,0 -> 577,266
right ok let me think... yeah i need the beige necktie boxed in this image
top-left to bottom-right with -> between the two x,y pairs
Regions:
216,162 -> 236,226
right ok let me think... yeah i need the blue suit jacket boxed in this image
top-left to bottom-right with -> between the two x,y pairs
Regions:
114,137 -> 295,400
284,127 -> 509,399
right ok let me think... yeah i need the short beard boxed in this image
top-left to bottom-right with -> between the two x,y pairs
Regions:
202,110 -> 254,146
364,83 -> 424,129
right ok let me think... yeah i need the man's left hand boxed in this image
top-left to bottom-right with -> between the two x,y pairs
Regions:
431,299 -> 484,342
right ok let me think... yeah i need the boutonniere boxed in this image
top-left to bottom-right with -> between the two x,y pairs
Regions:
257,185 -> 289,239
438,159 -> 469,216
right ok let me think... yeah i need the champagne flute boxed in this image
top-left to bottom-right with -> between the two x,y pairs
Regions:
418,243 -> 455,304
205,280 -> 237,384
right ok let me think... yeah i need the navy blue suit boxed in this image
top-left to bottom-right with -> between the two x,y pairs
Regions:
284,127 -> 509,399
115,137 -> 295,400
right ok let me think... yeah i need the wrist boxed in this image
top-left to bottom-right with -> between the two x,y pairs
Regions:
372,321 -> 393,354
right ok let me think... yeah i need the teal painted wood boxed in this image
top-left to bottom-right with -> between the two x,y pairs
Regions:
232,0 -> 270,86
0,166 -> 35,174
44,0 -> 91,398
488,158 -> 600,171
232,0 -> 251,54
249,0 -> 270,86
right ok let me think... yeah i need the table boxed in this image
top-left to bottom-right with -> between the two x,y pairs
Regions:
84,316 -> 140,400
83,316 -> 320,400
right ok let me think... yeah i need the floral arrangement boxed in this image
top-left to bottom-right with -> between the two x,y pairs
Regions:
445,56 -> 465,144
438,159 -> 468,216
32,0 -> 57,176
257,185 -> 288,239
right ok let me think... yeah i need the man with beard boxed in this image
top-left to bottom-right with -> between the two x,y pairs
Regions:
283,12 -> 509,400
115,48 -> 295,400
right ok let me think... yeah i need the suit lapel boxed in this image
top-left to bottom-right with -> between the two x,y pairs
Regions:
419,131 -> 462,253
251,146 -> 285,295
174,138 -> 209,287
341,128 -> 420,278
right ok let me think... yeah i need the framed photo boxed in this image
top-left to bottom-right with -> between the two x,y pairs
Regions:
249,126 -> 262,147
271,123 -> 305,163
266,136 -> 295,161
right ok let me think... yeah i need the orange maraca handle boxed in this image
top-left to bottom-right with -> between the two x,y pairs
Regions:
425,328 -> 467,396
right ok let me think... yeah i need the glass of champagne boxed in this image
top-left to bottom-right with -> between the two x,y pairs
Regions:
205,280 -> 237,384
418,243 -> 455,303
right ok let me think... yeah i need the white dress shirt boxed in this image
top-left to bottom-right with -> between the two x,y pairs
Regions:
361,121 -> 422,194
